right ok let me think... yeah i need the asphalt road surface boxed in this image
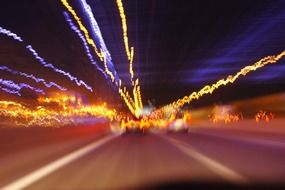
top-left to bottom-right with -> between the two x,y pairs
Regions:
1,120 -> 285,190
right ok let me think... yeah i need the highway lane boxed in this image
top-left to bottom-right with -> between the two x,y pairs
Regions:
0,122 -> 111,188
168,131 -> 285,183
1,124 -> 285,189
23,134 -> 223,190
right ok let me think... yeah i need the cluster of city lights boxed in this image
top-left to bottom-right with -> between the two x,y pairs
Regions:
0,94 -> 117,127
255,110 -> 275,123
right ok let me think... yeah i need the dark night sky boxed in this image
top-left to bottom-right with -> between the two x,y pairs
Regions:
1,0 -> 285,108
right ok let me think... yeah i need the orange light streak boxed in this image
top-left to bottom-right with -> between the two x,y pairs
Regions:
0,96 -> 117,127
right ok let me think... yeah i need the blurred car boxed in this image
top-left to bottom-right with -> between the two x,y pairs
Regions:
168,118 -> 189,133
125,126 -> 146,134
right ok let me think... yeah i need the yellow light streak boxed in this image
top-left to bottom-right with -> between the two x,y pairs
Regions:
116,0 -> 133,62
116,0 -> 144,116
116,0 -> 136,84
137,85 -> 143,110
102,51 -> 115,82
60,0 -> 104,61
129,47 -> 135,81
160,50 -> 285,113
62,0 -> 143,117
133,79 -> 139,113
119,88 -> 136,115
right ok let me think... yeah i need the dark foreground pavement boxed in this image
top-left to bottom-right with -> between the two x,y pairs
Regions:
1,121 -> 285,189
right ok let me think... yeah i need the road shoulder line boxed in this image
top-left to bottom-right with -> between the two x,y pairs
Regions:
160,135 -> 248,185
1,134 -> 119,190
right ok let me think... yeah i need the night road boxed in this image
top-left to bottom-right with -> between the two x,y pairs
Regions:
1,120 -> 285,190
1,0 -> 285,189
